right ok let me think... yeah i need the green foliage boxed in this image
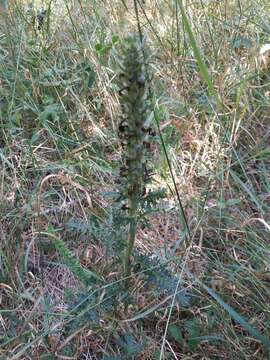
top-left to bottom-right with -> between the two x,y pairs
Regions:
114,332 -> 145,358
49,230 -> 102,284
95,34 -> 120,57
232,36 -> 253,51
168,324 -> 184,347
134,253 -> 191,307
201,281 -> 270,351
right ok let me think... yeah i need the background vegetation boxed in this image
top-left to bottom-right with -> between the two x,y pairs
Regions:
0,0 -> 270,359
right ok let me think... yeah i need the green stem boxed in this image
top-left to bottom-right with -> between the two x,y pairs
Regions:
124,200 -> 137,287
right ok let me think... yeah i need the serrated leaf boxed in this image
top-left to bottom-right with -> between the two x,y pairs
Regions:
168,324 -> 184,346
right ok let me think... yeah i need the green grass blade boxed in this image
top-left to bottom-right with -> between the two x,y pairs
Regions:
229,169 -> 264,213
177,0 -> 214,92
201,281 -> 270,351
177,0 -> 220,105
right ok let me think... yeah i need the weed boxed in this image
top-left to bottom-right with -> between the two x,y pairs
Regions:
0,0 -> 270,359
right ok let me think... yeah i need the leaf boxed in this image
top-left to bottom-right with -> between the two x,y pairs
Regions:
116,333 -> 145,356
39,230 -> 102,283
177,0 -> 218,103
95,43 -> 111,55
217,198 -> 241,209
168,324 -> 184,346
186,319 -> 200,351
50,234 -> 102,283
200,282 -> 270,351
229,169 -> 264,213
124,286 -> 189,323
95,43 -> 103,52
154,350 -> 172,359
112,34 -> 120,44
232,36 -> 252,50
40,104 -> 60,122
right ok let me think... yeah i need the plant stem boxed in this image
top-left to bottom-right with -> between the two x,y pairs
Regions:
124,194 -> 138,286
124,216 -> 137,286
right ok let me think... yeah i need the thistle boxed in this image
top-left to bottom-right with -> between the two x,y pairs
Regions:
115,35 -> 154,284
